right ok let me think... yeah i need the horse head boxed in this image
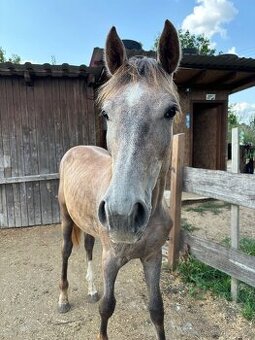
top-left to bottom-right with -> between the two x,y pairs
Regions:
98,20 -> 181,243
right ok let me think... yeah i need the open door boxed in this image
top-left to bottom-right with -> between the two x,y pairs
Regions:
192,102 -> 226,170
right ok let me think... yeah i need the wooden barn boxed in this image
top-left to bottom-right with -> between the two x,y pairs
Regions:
0,46 -> 254,228
0,62 -> 101,228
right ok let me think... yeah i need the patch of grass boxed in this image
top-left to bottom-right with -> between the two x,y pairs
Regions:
177,237 -> 255,321
178,256 -> 231,300
185,200 -> 230,216
239,284 -> 255,320
222,237 -> 255,256
181,218 -> 198,232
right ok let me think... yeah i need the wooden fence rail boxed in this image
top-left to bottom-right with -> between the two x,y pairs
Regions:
183,167 -> 255,209
168,132 -> 255,295
180,231 -> 255,289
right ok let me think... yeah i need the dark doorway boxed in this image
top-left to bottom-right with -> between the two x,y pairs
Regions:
192,102 -> 225,170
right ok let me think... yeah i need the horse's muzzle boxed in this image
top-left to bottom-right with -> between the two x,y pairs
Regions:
98,199 -> 149,243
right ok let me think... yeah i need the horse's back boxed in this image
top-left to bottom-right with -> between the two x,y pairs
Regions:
59,145 -> 112,234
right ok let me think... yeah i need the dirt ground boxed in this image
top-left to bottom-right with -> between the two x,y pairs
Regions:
1,201 -> 255,340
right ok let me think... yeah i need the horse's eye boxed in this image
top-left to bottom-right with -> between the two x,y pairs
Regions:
101,110 -> 109,120
164,107 -> 176,120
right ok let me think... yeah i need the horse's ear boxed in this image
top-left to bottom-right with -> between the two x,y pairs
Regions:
105,26 -> 127,76
157,20 -> 181,75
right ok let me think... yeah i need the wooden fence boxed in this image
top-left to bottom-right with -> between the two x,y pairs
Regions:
168,132 -> 255,300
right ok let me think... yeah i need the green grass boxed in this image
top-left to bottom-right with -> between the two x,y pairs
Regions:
181,218 -> 198,232
177,237 -> 255,321
222,237 -> 255,256
185,201 -> 231,216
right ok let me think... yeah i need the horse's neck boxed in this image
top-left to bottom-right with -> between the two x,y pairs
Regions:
151,154 -> 170,214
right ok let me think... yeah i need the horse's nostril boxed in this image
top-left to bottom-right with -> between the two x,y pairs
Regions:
132,202 -> 147,232
98,200 -> 107,226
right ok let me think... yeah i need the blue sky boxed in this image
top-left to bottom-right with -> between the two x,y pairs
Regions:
1,0 -> 255,122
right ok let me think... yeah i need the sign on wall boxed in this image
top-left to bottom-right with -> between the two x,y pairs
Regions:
206,93 -> 216,100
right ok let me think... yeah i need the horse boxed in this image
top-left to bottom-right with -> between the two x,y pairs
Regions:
58,19 -> 181,340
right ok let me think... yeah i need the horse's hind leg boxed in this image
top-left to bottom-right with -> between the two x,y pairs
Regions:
84,233 -> 99,302
58,213 -> 74,313
141,251 -> 166,340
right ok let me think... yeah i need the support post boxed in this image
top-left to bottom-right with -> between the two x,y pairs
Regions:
168,133 -> 185,270
231,127 -> 240,301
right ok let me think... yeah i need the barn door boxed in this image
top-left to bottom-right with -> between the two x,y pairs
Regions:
192,102 -> 226,170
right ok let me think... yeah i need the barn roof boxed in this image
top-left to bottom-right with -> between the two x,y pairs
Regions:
90,47 -> 255,94
0,62 -> 103,85
1,49 -> 255,93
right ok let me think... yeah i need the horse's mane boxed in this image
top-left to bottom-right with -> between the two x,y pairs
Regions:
97,56 -> 180,110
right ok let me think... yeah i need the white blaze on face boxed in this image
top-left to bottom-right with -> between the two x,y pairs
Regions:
125,83 -> 145,107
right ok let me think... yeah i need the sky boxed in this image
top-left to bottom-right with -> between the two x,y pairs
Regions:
0,0 -> 255,123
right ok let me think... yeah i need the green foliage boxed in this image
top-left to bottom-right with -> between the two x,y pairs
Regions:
185,201 -> 230,216
227,104 -> 255,146
0,47 -> 5,62
221,237 -> 255,256
181,218 -> 198,232
241,116 -> 255,146
228,104 -> 240,143
153,29 -> 216,55
178,256 -> 231,300
0,47 -> 21,63
177,237 -> 255,321
178,29 -> 216,55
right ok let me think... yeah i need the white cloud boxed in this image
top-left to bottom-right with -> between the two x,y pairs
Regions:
227,46 -> 237,55
20,59 -> 41,64
232,102 -> 255,124
182,0 -> 238,39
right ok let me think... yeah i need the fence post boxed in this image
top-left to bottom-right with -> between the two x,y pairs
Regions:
168,133 -> 185,270
231,127 -> 240,301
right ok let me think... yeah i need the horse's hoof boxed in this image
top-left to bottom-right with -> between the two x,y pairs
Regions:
87,292 -> 100,303
58,302 -> 71,313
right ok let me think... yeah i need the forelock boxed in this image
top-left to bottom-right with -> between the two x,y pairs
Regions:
97,56 -> 179,108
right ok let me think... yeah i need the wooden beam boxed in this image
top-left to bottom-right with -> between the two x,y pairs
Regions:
168,133 -> 185,270
0,173 -> 59,185
227,74 -> 255,92
185,69 -> 207,85
231,127 -> 240,301
180,231 -> 255,289
210,71 -> 237,87
183,167 -> 255,209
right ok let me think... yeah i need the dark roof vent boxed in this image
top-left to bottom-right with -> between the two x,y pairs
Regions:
122,40 -> 142,50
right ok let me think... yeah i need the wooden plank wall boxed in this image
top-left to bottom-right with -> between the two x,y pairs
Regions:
0,76 -> 96,227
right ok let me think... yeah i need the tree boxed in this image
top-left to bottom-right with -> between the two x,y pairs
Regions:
0,47 -> 21,63
153,29 -> 216,55
227,104 -> 255,146
241,115 -> 255,146
227,104 -> 239,143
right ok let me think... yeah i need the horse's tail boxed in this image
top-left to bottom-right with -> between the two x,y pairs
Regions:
72,224 -> 82,246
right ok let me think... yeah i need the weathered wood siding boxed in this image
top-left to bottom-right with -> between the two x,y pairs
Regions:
0,76 -> 96,227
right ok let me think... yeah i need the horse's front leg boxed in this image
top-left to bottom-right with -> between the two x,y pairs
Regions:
98,249 -> 125,340
141,251 -> 166,340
